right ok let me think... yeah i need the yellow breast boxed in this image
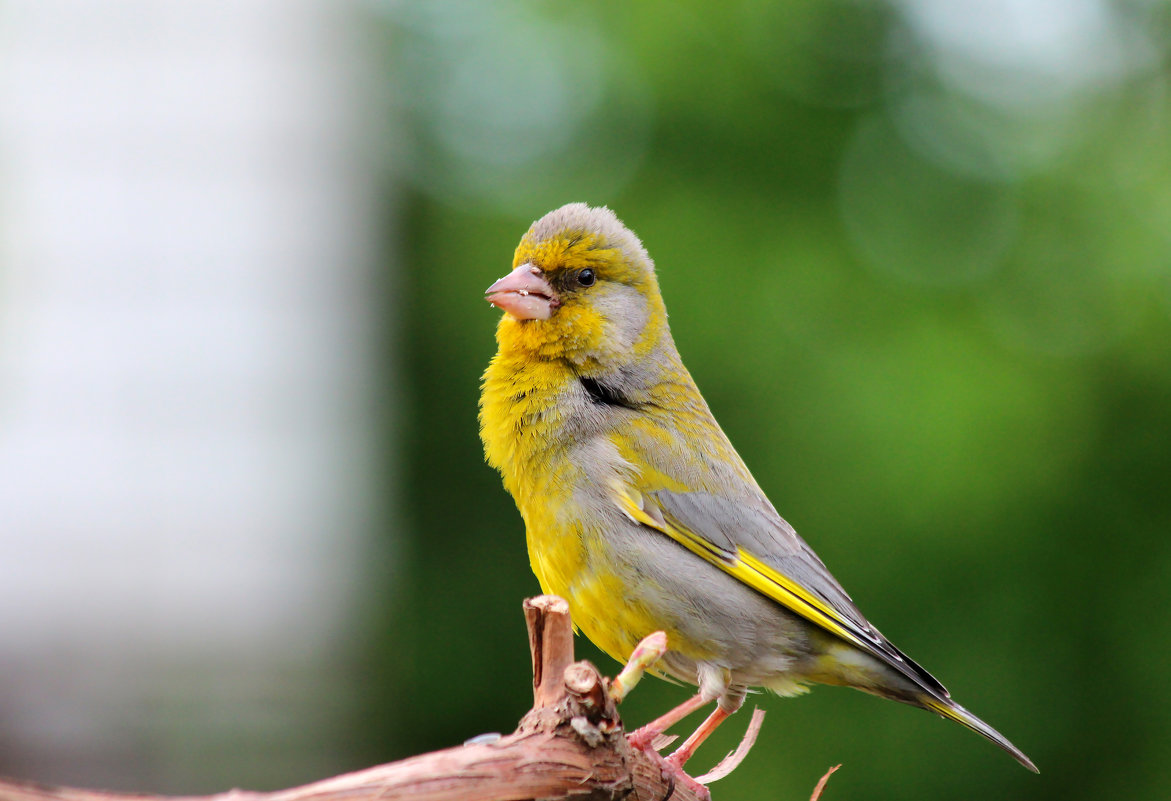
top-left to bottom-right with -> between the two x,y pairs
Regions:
480,349 -> 658,663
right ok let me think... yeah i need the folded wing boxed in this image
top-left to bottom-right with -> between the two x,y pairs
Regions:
613,484 -> 950,699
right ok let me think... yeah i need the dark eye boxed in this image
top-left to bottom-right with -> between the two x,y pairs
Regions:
577,268 -> 596,287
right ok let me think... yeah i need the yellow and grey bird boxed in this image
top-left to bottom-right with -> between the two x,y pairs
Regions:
479,203 -> 1036,774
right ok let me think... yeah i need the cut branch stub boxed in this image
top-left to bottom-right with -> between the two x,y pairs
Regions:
563,661 -> 606,715
522,594 -> 574,710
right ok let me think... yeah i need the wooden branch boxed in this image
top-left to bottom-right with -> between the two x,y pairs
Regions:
0,596 -> 709,801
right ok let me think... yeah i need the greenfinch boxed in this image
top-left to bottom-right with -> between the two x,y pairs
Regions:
479,203 -> 1036,774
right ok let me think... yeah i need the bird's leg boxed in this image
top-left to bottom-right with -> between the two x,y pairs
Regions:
666,705 -> 733,768
627,693 -> 710,750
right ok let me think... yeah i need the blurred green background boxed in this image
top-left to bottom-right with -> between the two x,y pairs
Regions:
368,1 -> 1171,799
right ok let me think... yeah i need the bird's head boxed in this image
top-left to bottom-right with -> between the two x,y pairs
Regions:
486,203 -> 668,369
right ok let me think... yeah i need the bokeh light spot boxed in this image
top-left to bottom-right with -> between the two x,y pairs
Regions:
839,113 -> 1019,287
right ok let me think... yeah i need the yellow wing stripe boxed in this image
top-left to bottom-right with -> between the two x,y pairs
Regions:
615,487 -> 868,651
730,550 -> 863,648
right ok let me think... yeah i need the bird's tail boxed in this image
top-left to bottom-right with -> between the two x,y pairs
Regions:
918,695 -> 1038,773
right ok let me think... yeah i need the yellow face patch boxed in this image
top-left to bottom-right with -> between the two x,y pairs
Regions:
496,302 -> 606,363
514,230 -> 643,287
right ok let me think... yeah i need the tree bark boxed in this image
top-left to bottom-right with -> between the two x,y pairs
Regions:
0,596 -> 709,801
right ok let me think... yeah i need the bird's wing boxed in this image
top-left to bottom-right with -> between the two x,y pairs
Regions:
612,484 -> 949,697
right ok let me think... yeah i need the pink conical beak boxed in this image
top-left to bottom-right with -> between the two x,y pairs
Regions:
485,263 -> 560,321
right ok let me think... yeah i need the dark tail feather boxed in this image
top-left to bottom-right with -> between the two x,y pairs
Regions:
918,694 -> 1038,773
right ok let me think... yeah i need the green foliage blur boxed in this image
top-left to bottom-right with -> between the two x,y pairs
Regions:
366,2 -> 1171,799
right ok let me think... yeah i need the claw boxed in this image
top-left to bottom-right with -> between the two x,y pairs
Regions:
628,694 -> 709,750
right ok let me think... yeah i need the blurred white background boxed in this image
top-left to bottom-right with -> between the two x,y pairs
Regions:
0,1 -> 388,791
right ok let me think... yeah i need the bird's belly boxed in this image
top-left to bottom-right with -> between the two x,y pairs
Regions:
526,510 -> 819,693
525,519 -> 657,666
